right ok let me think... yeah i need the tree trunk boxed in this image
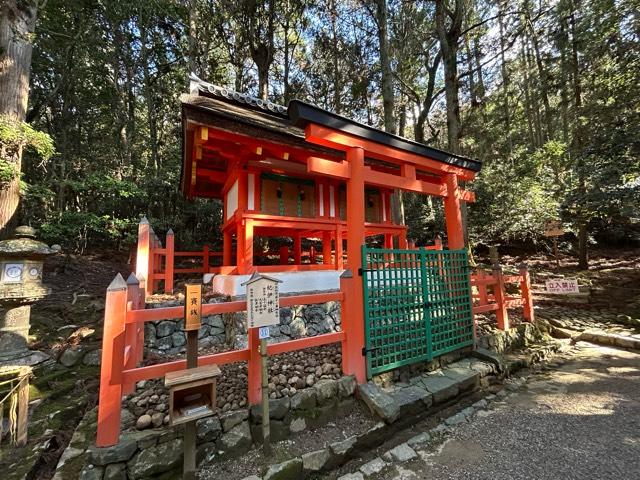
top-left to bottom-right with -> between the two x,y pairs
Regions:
328,0 -> 341,114
188,0 -> 199,74
435,0 -> 463,153
569,8 -> 588,269
415,50 -> 441,144
498,1 -> 511,151
524,1 -> 552,142
375,0 -> 396,134
0,0 -> 38,232
435,0 -> 469,249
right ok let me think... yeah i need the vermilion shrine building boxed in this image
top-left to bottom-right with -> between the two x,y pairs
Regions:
179,75 -> 481,296
97,76 -> 538,448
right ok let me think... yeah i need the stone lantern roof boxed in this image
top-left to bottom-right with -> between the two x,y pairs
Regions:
0,226 -> 60,259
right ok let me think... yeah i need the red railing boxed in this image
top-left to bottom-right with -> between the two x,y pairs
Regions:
470,266 -> 534,330
135,218 -> 336,295
97,273 -> 346,447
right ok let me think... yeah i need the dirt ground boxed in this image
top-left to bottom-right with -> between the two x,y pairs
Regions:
1,247 -> 638,479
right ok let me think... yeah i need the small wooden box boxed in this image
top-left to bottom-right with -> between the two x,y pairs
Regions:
165,364 -> 221,426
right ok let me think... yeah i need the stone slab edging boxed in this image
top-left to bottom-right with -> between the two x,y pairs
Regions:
574,330 -> 640,351
243,342 -> 564,480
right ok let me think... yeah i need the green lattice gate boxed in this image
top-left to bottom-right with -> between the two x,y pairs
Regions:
361,246 -> 474,378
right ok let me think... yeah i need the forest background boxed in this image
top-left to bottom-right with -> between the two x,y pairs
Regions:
1,0 -> 639,269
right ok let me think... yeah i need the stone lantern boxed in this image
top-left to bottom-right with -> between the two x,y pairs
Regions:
0,226 -> 59,366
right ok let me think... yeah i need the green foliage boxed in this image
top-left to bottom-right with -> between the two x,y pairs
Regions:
0,116 -> 55,185
14,0 -> 640,254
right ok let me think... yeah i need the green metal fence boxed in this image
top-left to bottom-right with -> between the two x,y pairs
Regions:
361,246 -> 474,378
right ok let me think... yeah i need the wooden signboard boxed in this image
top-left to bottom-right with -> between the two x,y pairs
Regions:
243,273 -> 282,328
184,283 -> 202,331
544,220 -> 564,237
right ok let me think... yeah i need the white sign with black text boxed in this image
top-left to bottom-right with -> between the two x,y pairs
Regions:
243,272 -> 282,329
545,278 -> 580,294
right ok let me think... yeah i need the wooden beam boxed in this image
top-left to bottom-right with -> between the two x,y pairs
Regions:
460,190 -> 476,202
304,123 -> 476,181
307,157 -> 350,179
363,166 -> 447,196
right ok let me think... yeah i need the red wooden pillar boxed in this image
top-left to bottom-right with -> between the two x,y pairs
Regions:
322,232 -> 332,265
203,245 -> 210,273
398,230 -> 408,249
342,147 -> 367,383
223,229 -> 232,266
335,225 -> 344,269
164,229 -> 174,294
279,245 -> 289,265
136,217 -> 152,296
444,173 -> 465,250
309,246 -> 316,264
293,234 -> 302,264
383,233 -> 393,249
493,267 -> 509,330
519,265 -> 535,322
237,219 -> 254,274
97,274 -> 127,447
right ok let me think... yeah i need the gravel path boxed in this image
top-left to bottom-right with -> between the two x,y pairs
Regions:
364,343 -> 640,480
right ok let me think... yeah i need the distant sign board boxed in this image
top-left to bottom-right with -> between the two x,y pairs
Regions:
545,279 -> 579,294
243,273 -> 282,328
544,220 -> 564,237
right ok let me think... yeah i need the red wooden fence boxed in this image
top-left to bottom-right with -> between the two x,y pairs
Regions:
97,272 -> 346,447
471,266 -> 534,330
135,218 -> 337,296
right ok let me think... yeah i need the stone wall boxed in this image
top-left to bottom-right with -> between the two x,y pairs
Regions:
64,376 -> 357,480
144,299 -> 341,355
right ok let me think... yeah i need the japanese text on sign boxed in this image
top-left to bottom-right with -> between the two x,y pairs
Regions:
246,279 -> 280,328
184,283 -> 202,330
545,279 -> 579,294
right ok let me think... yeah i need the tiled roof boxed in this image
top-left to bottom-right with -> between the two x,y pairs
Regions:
189,73 -> 288,117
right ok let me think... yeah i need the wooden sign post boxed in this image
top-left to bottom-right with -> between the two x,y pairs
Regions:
242,272 -> 282,454
544,220 -> 564,267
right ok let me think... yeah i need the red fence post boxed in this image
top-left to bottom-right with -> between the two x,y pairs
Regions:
136,217 -> 152,296
165,229 -> 174,294
492,267 -> 509,330
135,273 -> 146,364
203,244 -> 210,274
519,264 -> 535,322
123,274 -> 140,395
97,274 -> 127,447
477,269 -> 489,305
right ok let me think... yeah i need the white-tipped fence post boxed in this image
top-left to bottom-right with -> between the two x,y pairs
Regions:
165,229 -> 174,294
136,217 -> 152,296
